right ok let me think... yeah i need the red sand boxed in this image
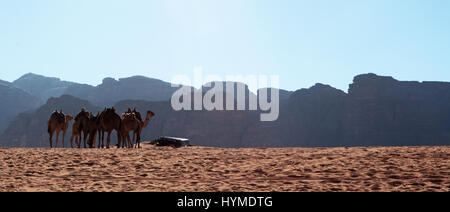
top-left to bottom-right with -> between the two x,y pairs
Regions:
0,145 -> 448,192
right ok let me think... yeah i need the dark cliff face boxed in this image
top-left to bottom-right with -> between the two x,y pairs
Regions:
343,74 -> 450,146
1,74 -> 450,148
279,83 -> 348,147
89,75 -> 450,147
65,76 -> 183,107
0,80 -> 42,133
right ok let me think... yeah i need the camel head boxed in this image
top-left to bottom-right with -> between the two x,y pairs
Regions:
65,115 -> 73,124
138,110 -> 155,129
146,110 -> 155,118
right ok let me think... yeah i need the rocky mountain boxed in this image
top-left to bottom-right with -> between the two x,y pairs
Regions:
11,73 -> 189,106
95,75 -> 450,148
0,79 -> 42,133
257,88 -> 293,102
12,73 -> 77,102
0,74 -> 188,134
275,83 -> 349,147
64,76 -> 184,107
1,73 -> 449,148
342,73 -> 450,146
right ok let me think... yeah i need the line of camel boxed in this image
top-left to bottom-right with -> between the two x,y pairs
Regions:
47,107 -> 155,149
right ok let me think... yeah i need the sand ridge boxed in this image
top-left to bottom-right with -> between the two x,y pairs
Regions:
0,145 -> 448,192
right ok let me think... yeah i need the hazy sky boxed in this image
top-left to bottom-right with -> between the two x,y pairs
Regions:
1,0 -> 449,92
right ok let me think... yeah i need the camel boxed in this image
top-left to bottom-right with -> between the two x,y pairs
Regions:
70,120 -> 81,148
120,111 -> 141,148
132,108 -> 155,148
86,112 -> 99,148
70,109 -> 90,148
97,108 -> 106,148
97,107 -> 121,148
47,111 -> 73,148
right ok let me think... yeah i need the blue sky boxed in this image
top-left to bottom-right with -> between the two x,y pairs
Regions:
0,0 -> 449,92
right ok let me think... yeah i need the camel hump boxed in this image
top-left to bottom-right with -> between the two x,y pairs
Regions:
49,111 -> 66,125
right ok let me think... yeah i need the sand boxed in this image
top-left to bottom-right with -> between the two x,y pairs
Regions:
0,144 -> 448,192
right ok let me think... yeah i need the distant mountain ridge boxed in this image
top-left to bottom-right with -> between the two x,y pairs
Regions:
12,73 -> 77,102
0,79 -> 42,133
0,73 -> 289,135
1,73 -> 449,148
64,75 -> 184,106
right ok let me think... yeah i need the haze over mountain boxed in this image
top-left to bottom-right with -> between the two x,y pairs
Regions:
12,73 -> 78,102
64,76 -> 185,107
1,73 -> 449,148
0,73 -> 284,135
0,79 -> 42,133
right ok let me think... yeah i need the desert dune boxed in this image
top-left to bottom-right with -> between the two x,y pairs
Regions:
0,144 -> 448,192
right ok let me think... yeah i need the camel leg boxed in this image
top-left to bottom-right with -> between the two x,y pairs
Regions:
83,131 -> 88,148
120,134 -> 124,148
98,130 -> 101,148
62,130 -> 66,148
97,130 -> 101,148
91,131 -> 97,148
118,132 -> 123,149
76,136 -> 80,148
101,131 -> 105,148
125,132 -> 130,148
106,131 -> 111,149
70,134 -> 74,148
87,133 -> 92,148
102,131 -> 106,148
122,134 -> 128,148
127,134 -> 131,148
49,131 -> 54,148
136,132 -> 141,148
55,130 -> 60,148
